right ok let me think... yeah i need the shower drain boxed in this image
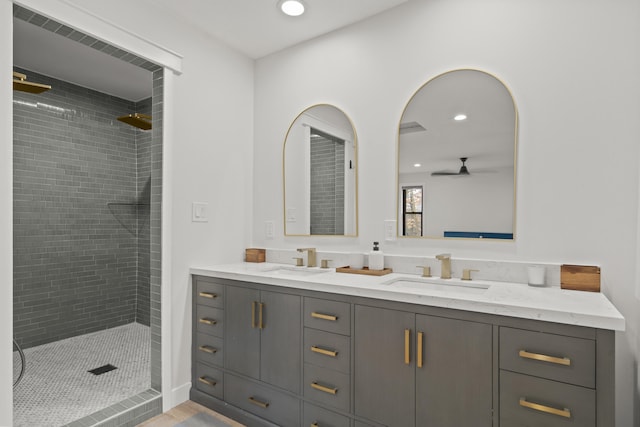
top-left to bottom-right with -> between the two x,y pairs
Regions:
88,364 -> 118,375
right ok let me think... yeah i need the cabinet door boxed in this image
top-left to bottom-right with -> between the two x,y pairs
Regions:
225,286 -> 260,379
260,290 -> 301,393
354,305 -> 415,427
415,315 -> 492,427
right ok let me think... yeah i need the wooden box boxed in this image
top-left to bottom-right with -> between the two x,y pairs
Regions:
560,264 -> 600,292
245,248 -> 266,263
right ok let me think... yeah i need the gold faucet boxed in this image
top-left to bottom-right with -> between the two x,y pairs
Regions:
296,248 -> 317,267
435,253 -> 451,279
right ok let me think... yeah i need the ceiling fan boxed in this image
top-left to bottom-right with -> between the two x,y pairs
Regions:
431,157 -> 472,176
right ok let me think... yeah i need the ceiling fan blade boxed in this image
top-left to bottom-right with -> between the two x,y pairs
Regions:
431,171 -> 459,176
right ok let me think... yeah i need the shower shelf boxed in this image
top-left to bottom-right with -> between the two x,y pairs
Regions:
107,202 -> 150,236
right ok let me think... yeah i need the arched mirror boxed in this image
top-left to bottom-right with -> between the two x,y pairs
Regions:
283,104 -> 358,236
397,69 -> 517,239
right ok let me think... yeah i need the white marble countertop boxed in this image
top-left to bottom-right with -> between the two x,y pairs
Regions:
190,263 -> 625,331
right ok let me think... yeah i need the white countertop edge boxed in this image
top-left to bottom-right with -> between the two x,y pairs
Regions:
190,264 -> 625,332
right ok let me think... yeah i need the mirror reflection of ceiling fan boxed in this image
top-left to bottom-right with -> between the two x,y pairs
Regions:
431,157 -> 495,176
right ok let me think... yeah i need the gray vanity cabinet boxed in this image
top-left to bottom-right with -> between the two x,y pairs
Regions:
225,285 -> 302,394
354,305 -> 415,427
354,305 -> 492,427
191,275 -> 615,427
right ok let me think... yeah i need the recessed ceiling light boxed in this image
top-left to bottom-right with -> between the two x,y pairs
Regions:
279,0 -> 305,16
454,114 -> 467,121
414,163 -> 422,168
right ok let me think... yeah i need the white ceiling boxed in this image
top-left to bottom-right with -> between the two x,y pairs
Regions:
13,0 -> 410,101
151,0 -> 410,59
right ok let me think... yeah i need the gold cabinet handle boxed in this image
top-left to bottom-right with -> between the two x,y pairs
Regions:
417,331 -> 424,368
198,318 -> 217,325
519,398 -> 571,418
197,376 -> 217,387
248,396 -> 269,409
404,329 -> 410,365
311,312 -> 338,321
310,346 -> 338,357
199,291 -> 217,299
198,345 -> 217,354
519,350 -> 571,366
259,302 -> 264,329
311,382 -> 338,395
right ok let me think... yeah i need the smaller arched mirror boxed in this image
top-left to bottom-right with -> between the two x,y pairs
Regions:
283,104 -> 358,236
397,69 -> 518,240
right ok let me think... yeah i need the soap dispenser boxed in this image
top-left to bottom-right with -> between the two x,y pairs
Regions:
369,241 -> 384,271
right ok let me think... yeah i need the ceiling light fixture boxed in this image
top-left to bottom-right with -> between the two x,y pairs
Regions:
279,0 -> 306,16
454,114 -> 467,121
414,163 -> 422,168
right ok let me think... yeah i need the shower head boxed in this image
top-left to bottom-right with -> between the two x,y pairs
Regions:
13,71 -> 51,94
117,113 -> 152,130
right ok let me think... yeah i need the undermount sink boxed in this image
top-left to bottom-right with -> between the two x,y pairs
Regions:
382,277 -> 490,294
267,266 -> 332,277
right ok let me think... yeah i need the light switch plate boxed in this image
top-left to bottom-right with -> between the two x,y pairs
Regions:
192,202 -> 208,222
384,220 -> 397,241
265,221 -> 275,239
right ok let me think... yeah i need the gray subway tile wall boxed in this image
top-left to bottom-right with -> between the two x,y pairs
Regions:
310,132 -> 345,235
13,68 -> 152,349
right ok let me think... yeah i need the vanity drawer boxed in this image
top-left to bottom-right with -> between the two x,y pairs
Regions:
304,297 -> 351,335
195,278 -> 224,308
194,363 -> 223,399
304,363 -> 350,412
500,370 -> 595,427
500,327 -> 595,388
304,328 -> 350,374
195,305 -> 224,337
303,402 -> 350,427
224,373 -> 300,427
195,332 -> 223,367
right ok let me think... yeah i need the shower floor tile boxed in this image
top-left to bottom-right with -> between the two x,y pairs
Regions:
13,322 -> 151,427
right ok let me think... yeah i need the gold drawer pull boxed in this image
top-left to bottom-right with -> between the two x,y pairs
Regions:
197,376 -> 217,387
198,318 -> 217,325
311,312 -> 338,321
519,398 -> 571,418
310,346 -> 338,357
519,350 -> 571,366
248,396 -> 269,409
199,291 -> 217,299
417,331 -> 424,368
311,382 -> 338,395
404,329 -> 410,365
198,345 -> 217,354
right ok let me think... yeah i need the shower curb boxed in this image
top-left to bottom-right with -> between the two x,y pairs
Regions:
63,389 -> 161,427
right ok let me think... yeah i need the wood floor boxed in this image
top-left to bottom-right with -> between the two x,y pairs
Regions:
137,400 -> 245,427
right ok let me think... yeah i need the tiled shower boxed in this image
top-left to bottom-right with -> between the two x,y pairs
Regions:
13,69 -> 151,349
12,4 -> 164,426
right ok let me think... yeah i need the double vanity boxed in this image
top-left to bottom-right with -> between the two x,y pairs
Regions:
189,261 -> 624,427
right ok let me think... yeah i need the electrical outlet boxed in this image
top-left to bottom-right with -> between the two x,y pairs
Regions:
192,202 -> 208,222
265,221 -> 275,239
384,220 -> 397,241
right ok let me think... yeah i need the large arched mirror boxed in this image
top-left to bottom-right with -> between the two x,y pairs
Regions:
397,69 -> 517,239
283,104 -> 358,236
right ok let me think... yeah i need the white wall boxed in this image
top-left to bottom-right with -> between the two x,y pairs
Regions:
1,0 -> 254,423
0,1 -> 13,423
253,0 -> 640,425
